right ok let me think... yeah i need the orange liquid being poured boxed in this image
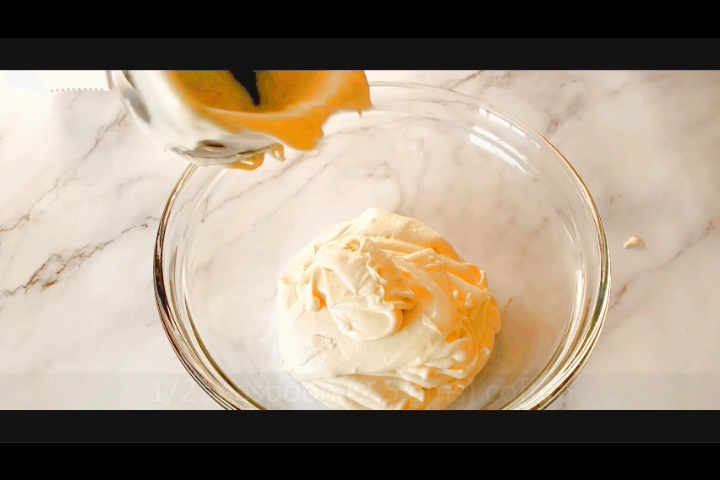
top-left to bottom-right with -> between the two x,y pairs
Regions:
166,71 -> 372,160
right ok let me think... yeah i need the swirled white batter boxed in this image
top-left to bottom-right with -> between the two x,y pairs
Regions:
276,208 -> 502,410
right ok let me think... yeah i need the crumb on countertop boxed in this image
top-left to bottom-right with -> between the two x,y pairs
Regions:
623,236 -> 645,249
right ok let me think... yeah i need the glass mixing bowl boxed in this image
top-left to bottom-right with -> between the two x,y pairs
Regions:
154,82 -> 610,410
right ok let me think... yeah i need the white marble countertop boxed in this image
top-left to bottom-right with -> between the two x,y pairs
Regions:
1,70 -> 718,410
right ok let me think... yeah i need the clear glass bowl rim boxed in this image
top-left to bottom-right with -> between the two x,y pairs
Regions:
153,81 -> 611,410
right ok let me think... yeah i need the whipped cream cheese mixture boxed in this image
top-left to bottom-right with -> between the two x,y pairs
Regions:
276,208 -> 502,410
